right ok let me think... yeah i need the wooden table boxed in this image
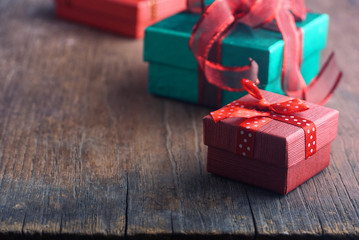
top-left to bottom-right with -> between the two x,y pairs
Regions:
1,0 -> 359,239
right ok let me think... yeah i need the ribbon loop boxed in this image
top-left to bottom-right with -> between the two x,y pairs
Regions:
242,78 -> 264,100
211,79 -> 309,123
189,0 -> 260,92
290,0 -> 307,21
269,98 -> 309,114
190,0 -> 342,105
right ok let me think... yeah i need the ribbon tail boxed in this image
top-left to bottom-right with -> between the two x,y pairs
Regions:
198,64 -> 223,107
305,53 -> 342,105
276,8 -> 308,99
190,0 -> 259,92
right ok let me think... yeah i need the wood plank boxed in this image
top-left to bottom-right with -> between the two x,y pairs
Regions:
0,0 -> 359,239
307,0 -> 359,238
160,103 -> 255,238
244,0 -> 359,238
0,0 -> 129,237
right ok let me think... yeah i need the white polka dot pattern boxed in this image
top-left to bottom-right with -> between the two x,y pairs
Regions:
236,117 -> 273,158
271,115 -> 317,158
234,114 -> 317,160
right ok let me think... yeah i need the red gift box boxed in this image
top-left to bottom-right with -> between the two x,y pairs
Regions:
203,84 -> 339,195
54,0 -> 187,38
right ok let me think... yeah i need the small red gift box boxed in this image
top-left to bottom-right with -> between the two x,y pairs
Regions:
54,0 -> 187,38
203,80 -> 339,194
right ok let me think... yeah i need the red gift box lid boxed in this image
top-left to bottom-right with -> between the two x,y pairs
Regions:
55,0 -> 187,24
203,91 -> 339,169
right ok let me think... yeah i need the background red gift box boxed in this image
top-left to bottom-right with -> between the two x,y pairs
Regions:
203,91 -> 339,194
54,0 -> 187,38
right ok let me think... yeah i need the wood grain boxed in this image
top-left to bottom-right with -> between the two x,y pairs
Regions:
0,0 -> 359,239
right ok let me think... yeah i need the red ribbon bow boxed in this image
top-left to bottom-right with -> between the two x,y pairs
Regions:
211,79 -> 309,122
189,0 -> 342,105
211,79 -> 317,159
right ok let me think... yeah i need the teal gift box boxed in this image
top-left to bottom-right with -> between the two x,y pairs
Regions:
144,11 -> 329,108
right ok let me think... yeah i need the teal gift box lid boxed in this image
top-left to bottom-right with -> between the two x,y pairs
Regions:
144,11 -> 329,107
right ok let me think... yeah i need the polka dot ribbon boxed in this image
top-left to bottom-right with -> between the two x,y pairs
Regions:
211,79 -> 317,159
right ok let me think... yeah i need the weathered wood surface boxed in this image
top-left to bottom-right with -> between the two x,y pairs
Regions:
0,0 -> 359,239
